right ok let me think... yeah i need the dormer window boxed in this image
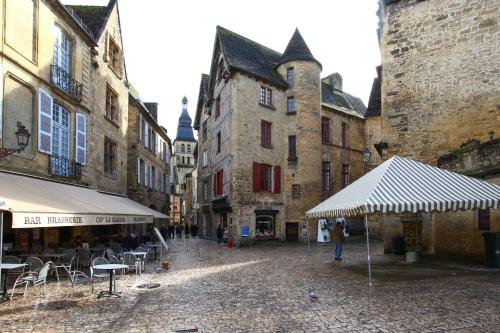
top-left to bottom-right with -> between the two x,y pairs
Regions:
287,67 -> 294,83
107,35 -> 122,75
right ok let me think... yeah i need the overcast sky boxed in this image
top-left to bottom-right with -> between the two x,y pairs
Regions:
62,0 -> 381,139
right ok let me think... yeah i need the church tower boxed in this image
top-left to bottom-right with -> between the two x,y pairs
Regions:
173,97 -> 196,186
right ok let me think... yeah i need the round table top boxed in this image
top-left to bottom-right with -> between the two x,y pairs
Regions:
124,251 -> 147,256
0,263 -> 28,269
93,264 -> 128,270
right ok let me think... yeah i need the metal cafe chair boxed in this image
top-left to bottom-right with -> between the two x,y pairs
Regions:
122,253 -> 140,275
76,248 -> 91,268
61,264 -> 93,298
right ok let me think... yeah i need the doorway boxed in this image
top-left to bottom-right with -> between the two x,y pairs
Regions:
286,222 -> 299,242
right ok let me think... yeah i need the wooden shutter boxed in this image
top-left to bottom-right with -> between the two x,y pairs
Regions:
38,88 -> 53,154
75,113 -> 87,165
253,162 -> 260,192
144,122 -> 149,148
138,114 -> 142,142
213,173 -> 217,196
219,169 -> 224,195
137,158 -> 141,184
145,162 -> 149,187
274,166 -> 281,193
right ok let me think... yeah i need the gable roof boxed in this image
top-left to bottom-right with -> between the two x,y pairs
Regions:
321,82 -> 366,117
66,0 -> 116,39
278,28 -> 322,68
194,74 -> 210,130
216,26 -> 288,89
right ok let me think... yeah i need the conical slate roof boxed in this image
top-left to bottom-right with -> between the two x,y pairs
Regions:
176,100 -> 195,142
278,28 -> 321,68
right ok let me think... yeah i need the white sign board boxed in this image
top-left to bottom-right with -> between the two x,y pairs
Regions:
12,213 -> 153,228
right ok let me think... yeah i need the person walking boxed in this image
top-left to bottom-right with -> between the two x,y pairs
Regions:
332,222 -> 345,261
175,224 -> 182,239
184,223 -> 190,239
216,225 -> 223,245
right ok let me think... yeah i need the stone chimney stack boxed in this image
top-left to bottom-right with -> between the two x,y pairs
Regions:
330,72 -> 343,91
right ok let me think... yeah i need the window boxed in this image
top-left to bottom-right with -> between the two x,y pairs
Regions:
322,162 -> 331,191
150,131 -> 156,154
151,166 -> 156,189
217,131 -> 221,154
287,97 -> 296,114
108,36 -> 121,74
213,169 -> 224,197
341,122 -> 348,148
288,136 -> 297,160
253,162 -> 281,194
52,104 -> 70,159
181,144 -> 185,153
292,184 -> 300,199
187,157 -> 191,165
261,121 -> 272,148
187,144 -> 191,153
181,156 -> 185,164
203,180 -> 209,201
287,67 -> 294,83
202,150 -> 208,167
342,164 -> 350,188
138,158 -> 144,185
53,25 -> 71,73
478,209 -> 490,230
202,122 -> 207,141
217,60 -> 225,81
215,96 -> 221,119
104,138 -> 117,175
322,117 -> 331,144
260,86 -> 273,107
162,142 -> 168,162
260,164 -> 272,192
256,215 -> 275,238
105,86 -> 118,122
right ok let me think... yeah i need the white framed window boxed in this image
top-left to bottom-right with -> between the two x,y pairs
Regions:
52,103 -> 70,159
202,150 -> 208,167
53,25 -> 71,73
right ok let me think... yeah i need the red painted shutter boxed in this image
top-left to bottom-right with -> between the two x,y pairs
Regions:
219,169 -> 224,195
274,165 -> 281,193
253,162 -> 260,192
213,174 -> 217,196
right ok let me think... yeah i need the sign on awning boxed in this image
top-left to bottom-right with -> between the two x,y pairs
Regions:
13,213 -> 152,228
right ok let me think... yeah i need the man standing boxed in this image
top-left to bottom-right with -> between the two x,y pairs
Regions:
332,222 -> 345,261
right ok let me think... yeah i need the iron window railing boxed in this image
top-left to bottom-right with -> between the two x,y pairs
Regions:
50,65 -> 83,102
49,155 -> 82,180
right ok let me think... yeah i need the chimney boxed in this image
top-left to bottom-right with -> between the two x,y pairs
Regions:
144,102 -> 158,121
330,73 -> 343,91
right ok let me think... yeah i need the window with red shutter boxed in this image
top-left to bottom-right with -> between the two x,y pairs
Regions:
218,169 -> 224,196
253,162 -> 260,192
260,164 -> 272,192
213,173 -> 217,196
261,121 -> 272,148
274,166 -> 281,193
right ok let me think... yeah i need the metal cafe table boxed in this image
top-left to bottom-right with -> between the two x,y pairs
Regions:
93,263 -> 128,298
0,263 -> 27,299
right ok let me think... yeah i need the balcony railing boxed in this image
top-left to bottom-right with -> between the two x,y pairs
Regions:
50,65 -> 83,102
49,155 -> 82,181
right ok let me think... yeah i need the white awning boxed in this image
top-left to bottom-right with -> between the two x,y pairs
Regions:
0,172 -> 168,228
306,156 -> 500,218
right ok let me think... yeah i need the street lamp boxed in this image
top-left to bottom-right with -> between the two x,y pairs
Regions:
0,122 -> 31,158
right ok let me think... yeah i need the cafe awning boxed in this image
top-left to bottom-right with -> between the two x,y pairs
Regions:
0,171 -> 168,228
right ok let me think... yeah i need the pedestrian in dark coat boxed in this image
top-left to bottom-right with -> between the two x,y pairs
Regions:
216,225 -> 223,245
175,224 -> 182,239
184,223 -> 190,239
332,222 -> 345,261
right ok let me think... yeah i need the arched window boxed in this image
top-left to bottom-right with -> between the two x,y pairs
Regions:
187,144 -> 191,153
181,144 -> 185,153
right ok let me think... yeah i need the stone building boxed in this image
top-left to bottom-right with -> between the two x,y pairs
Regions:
366,0 -> 500,259
172,97 -> 196,226
127,85 -> 172,234
193,27 -> 366,244
0,0 -> 168,249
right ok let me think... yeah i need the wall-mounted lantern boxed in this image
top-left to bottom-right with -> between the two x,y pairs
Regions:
0,122 -> 31,158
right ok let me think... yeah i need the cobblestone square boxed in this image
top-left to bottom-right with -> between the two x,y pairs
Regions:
0,237 -> 499,332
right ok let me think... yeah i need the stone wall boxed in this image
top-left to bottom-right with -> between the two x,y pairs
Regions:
380,0 -> 499,165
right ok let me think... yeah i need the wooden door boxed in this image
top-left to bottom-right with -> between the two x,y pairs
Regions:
286,222 -> 299,242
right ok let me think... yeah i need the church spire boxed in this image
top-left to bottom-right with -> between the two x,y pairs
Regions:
176,96 -> 195,141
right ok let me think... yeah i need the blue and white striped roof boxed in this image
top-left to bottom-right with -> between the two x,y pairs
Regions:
306,155 -> 500,217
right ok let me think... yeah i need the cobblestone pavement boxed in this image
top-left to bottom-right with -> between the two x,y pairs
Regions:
0,237 -> 499,332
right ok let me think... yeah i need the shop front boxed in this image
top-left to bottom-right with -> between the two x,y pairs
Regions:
0,172 -> 167,253
255,210 -> 278,240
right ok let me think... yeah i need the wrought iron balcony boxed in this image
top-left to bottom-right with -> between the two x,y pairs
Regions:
49,155 -> 82,180
50,65 -> 83,102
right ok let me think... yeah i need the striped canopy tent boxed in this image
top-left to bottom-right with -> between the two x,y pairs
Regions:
306,155 -> 500,286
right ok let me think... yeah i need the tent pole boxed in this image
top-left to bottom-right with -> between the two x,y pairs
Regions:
306,218 -> 310,252
0,212 -> 3,296
364,213 -> 373,287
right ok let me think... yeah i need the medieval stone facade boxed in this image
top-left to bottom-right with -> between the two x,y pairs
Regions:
0,0 -> 171,248
366,0 -> 500,259
194,27 -> 366,245
127,87 -> 171,222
